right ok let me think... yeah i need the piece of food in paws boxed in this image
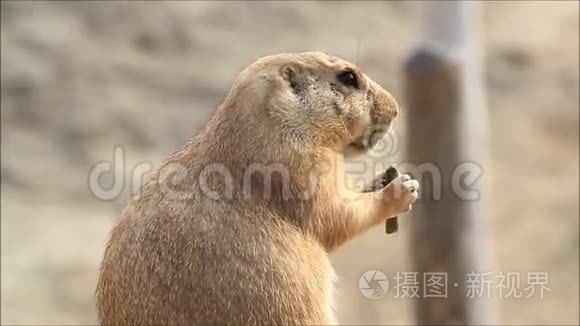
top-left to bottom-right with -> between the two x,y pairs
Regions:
363,165 -> 401,234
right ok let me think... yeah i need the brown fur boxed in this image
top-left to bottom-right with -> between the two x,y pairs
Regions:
96,52 -> 418,325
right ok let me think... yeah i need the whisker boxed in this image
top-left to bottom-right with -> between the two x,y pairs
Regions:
355,35 -> 361,68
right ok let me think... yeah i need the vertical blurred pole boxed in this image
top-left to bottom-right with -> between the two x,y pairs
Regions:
406,1 -> 495,325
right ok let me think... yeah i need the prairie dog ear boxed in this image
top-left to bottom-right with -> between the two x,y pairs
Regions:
280,64 -> 296,80
280,65 -> 299,89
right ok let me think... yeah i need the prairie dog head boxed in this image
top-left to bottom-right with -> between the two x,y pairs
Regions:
221,52 -> 399,155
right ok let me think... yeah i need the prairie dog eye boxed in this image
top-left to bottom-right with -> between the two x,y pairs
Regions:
336,70 -> 358,88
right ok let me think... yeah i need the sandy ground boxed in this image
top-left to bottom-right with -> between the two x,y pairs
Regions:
1,1 -> 578,325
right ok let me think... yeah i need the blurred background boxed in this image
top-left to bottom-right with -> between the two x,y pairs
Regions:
0,1 -> 578,325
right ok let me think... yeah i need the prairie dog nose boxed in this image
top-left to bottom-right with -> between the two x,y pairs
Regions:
367,79 -> 400,123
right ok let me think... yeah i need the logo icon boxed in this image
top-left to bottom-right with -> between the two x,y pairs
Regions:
359,269 -> 389,299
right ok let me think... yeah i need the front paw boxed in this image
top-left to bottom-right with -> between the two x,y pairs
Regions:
381,174 -> 419,216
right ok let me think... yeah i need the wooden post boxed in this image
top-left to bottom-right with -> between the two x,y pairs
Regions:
406,2 -> 495,325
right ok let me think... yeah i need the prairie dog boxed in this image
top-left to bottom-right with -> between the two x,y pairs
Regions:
96,52 -> 419,325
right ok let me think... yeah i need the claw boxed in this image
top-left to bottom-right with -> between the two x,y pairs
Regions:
402,180 -> 419,193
